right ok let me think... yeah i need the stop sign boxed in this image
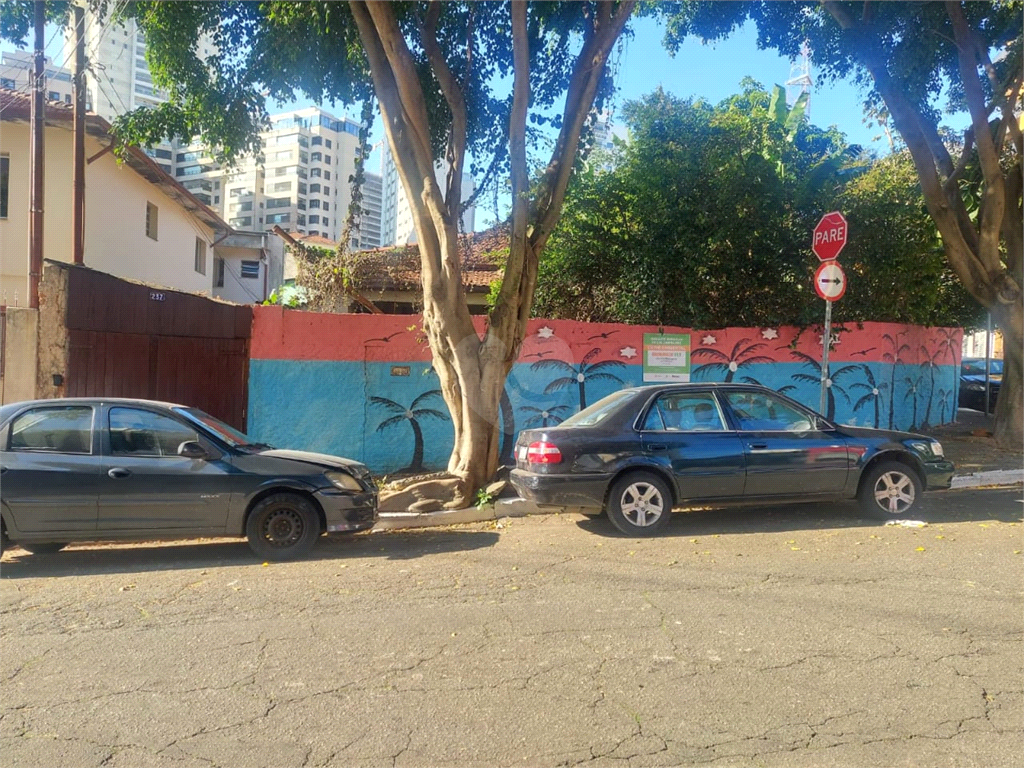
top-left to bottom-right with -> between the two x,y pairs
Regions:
812,211 -> 848,261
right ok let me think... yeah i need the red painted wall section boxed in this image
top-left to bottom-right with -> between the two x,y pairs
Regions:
251,306 -> 962,368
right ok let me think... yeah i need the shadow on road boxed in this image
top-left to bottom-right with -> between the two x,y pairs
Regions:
0,528 -> 501,579
576,488 -> 1023,538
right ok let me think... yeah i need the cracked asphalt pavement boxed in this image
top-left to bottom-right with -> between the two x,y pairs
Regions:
2,487 -> 1022,768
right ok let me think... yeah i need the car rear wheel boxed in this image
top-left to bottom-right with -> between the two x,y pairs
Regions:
859,462 -> 922,519
245,493 -> 321,560
19,542 -> 67,555
606,472 -> 673,536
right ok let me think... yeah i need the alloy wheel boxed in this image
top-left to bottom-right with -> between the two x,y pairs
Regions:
872,470 -> 916,515
619,482 -> 666,527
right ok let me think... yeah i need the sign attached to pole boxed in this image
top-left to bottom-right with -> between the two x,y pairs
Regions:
812,211 -> 848,262
643,333 -> 691,382
814,261 -> 847,302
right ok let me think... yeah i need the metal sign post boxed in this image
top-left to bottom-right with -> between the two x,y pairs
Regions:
811,224 -> 848,416
820,299 -> 832,415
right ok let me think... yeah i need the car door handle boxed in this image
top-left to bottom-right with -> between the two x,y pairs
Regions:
646,444 -> 668,452
108,468 -> 131,479
748,443 -> 769,451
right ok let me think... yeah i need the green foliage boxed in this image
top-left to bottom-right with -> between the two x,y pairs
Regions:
534,84 -> 978,329
474,487 -> 496,511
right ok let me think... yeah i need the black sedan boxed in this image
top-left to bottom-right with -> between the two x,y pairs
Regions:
510,383 -> 954,535
959,357 -> 1002,412
0,399 -> 377,560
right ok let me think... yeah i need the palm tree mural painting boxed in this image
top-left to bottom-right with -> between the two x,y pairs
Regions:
520,404 -> 573,429
902,373 -> 924,431
936,388 -> 952,425
929,328 -> 961,422
370,390 -> 449,473
918,341 -> 952,428
788,350 -> 860,421
881,331 -> 912,429
850,365 -> 886,428
531,348 -> 625,411
693,339 -> 774,382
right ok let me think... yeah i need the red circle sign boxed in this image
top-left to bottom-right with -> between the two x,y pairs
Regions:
812,211 -> 848,262
814,261 -> 847,302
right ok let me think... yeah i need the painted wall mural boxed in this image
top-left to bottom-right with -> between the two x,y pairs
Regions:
248,307 -> 964,475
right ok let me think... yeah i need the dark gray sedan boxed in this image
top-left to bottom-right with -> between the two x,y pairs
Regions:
0,399 -> 377,560
510,383 -> 955,536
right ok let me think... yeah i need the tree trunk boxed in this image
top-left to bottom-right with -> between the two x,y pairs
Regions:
991,300 -> 1023,449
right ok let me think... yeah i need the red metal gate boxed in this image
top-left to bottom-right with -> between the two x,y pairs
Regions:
64,267 -> 251,429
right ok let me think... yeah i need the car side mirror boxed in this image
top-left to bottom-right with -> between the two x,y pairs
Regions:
177,441 -> 208,460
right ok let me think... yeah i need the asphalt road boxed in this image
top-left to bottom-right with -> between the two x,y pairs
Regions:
2,488 -> 1022,768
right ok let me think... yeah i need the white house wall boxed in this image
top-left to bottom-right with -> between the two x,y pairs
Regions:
1,121 -> 216,302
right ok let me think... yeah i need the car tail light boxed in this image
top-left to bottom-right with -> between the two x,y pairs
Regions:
527,441 -> 562,464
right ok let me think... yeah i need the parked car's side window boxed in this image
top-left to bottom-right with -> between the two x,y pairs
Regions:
645,392 -> 726,432
725,392 -> 814,432
109,408 -> 199,458
9,406 -> 94,454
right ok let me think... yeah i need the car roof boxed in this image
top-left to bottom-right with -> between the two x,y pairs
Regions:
621,382 -> 768,394
1,397 -> 188,410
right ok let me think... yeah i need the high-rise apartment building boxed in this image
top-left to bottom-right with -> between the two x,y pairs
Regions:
380,145 -> 476,246
0,52 -> 77,105
358,172 -> 383,250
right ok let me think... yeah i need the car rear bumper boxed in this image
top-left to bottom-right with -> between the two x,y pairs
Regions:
509,469 -> 611,509
314,488 -> 378,533
923,460 -> 955,491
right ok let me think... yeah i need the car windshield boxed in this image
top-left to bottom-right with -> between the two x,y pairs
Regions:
559,390 -> 635,428
173,407 -> 270,449
962,359 -> 1003,376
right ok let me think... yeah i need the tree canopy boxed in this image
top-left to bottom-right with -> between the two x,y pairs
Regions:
534,82 -> 980,329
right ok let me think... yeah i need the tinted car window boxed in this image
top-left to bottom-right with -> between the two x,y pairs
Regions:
109,408 -> 199,457
962,359 -> 1003,376
725,391 -> 814,432
646,392 -> 726,431
9,406 -> 93,453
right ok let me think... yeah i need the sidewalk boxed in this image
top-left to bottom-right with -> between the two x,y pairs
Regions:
376,410 -> 1023,530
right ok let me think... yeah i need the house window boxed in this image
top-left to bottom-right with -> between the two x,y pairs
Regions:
325,139 -> 332,149
308,199 -> 321,209
145,202 -> 158,240
311,136 -> 322,146
0,78 -> 15,90
323,186 -> 330,195
309,183 -> 320,193
308,215 -> 320,224
266,212 -> 290,224
0,155 -> 9,219
324,171 -> 330,181
323,155 -> 331,165
322,202 -> 329,211
194,238 -> 207,274
310,168 -> 322,178
311,152 -> 322,162
214,257 -> 225,288
240,260 -> 260,279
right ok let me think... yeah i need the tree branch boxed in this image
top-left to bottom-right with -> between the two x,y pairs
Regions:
943,125 -> 974,194
420,1 -> 468,219
531,0 -> 636,247
946,0 -> 1005,274
487,0 -> 532,353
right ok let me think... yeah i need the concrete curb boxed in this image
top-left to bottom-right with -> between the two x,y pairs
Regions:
950,469 -> 1024,490
374,498 -> 558,531
373,470 -> 1024,531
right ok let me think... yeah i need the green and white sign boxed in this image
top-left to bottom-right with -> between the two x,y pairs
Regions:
643,333 -> 691,382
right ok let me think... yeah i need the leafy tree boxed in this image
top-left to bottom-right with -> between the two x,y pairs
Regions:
536,84 -> 978,329
665,0 -> 1022,448
3,0 -> 640,503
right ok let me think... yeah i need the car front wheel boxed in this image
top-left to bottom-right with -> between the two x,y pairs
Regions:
245,493 -> 321,560
859,462 -> 923,519
606,472 -> 673,536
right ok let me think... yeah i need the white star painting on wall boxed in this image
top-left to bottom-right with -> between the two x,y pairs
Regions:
761,328 -> 779,340
701,334 -> 717,346
619,346 -> 637,359
536,326 -> 555,339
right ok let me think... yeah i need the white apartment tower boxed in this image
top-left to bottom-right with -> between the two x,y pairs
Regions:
380,146 -> 476,246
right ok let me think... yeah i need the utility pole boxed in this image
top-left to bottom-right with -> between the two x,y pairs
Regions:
72,1 -> 86,265
28,0 -> 46,308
